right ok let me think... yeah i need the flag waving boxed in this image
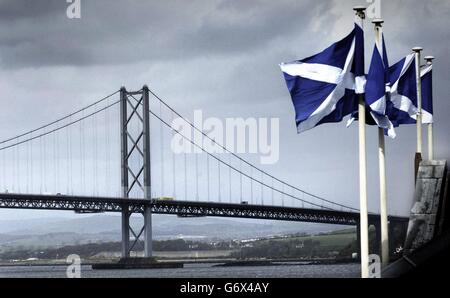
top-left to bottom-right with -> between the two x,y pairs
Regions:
280,22 -> 365,134
385,53 -> 418,127
365,34 -> 396,137
421,63 -> 433,124
386,55 -> 434,127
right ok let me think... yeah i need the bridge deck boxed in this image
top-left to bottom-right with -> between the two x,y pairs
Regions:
0,193 -> 408,226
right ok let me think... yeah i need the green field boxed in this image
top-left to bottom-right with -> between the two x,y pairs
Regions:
237,229 -> 358,259
291,230 -> 357,247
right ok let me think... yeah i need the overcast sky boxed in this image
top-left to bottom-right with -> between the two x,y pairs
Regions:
0,0 -> 449,221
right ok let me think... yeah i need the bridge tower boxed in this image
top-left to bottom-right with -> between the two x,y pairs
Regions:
120,86 -> 153,258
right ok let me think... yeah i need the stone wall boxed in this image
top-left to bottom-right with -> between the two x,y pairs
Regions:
403,160 -> 448,255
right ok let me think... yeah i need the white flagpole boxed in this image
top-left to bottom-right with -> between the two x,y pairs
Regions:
353,6 -> 369,279
413,47 -> 423,176
424,56 -> 435,161
372,19 -> 389,267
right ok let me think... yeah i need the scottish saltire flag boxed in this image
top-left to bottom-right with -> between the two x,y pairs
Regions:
385,53 -> 418,127
364,35 -> 396,137
280,22 -> 365,133
346,33 -> 397,137
421,64 -> 433,124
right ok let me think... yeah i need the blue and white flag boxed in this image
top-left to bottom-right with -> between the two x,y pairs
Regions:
347,32 -> 397,137
365,35 -> 396,137
385,53 -> 418,127
421,64 -> 433,124
280,22 -> 365,134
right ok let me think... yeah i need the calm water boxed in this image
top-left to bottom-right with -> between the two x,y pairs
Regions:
0,263 -> 360,278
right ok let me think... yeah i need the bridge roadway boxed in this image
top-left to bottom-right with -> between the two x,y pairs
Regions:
0,193 -> 408,226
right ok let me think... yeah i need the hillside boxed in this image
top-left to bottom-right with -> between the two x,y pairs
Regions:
0,214 -> 350,251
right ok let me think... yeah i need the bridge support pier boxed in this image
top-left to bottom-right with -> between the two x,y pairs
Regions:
121,208 -> 130,258
119,86 -> 153,259
144,206 -> 152,257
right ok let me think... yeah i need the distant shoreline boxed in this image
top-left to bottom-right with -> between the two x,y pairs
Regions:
0,257 -> 357,268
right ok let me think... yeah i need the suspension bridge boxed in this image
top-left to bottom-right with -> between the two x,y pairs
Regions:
0,86 -> 408,259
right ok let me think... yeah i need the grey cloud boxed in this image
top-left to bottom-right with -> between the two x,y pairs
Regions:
0,0 -> 64,21
0,0 -> 449,219
0,0 -> 332,68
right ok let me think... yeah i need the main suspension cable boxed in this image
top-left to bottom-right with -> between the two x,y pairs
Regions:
0,100 -> 120,152
146,107 -> 334,210
0,90 -> 120,146
147,88 -> 358,211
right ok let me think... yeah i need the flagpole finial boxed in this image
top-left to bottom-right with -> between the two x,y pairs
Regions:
372,18 -> 384,26
353,5 -> 366,11
424,56 -> 435,63
412,47 -> 423,53
353,6 -> 366,18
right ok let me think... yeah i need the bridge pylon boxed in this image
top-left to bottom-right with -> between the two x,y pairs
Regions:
120,85 -> 152,258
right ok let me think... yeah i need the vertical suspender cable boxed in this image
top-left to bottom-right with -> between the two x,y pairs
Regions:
43,133 -> 46,193
117,102 -> 121,197
40,136 -> 43,193
260,170 -> 263,205
26,135 -> 29,193
228,154 -> 232,203
5,148 -> 7,191
0,147 -> 3,191
29,134 -> 32,193
93,113 -> 97,196
207,153 -> 210,201
184,152 -> 187,201
292,187 -> 295,207
250,166 -> 253,205
19,139 -> 22,193
16,138 -> 19,192
79,113 -> 83,195
172,111 -> 176,199
40,129 -> 47,193
91,114 -> 94,196
53,131 -> 57,193
14,138 -> 17,192
105,100 -> 110,197
0,147 -> 2,190
239,159 -> 243,203
13,138 -> 16,192
69,116 -> 73,194
66,120 -> 70,194
218,158 -> 221,202
81,110 -> 85,195
96,110 -> 99,196
271,178 -> 274,206
3,146 -> 6,191
30,133 -> 34,193
160,101 -> 164,197
10,145 -> 13,191
56,130 -> 60,193
195,150 -> 199,201
6,147 -> 9,191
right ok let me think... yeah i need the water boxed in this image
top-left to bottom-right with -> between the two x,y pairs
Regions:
0,263 -> 360,278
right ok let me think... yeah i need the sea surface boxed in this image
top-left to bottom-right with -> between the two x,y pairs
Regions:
0,263 -> 360,278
